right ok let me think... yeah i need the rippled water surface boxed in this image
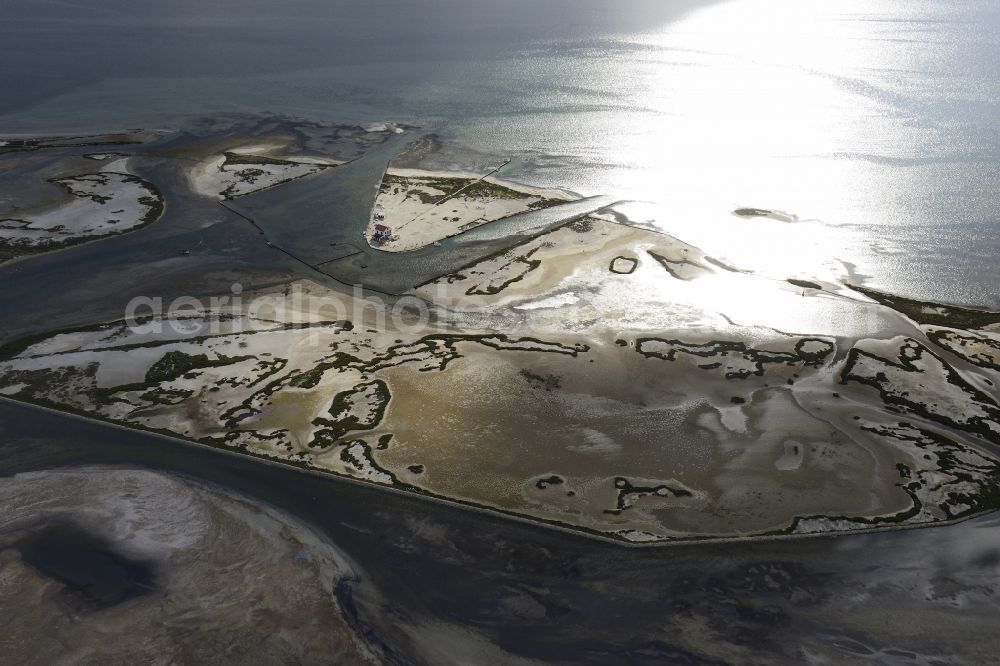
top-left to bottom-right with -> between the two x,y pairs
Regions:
2,0 -> 998,303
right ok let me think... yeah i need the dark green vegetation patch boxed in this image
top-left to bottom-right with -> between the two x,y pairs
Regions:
145,350 -> 249,384
840,338 -> 1000,444
926,328 -> 1000,372
636,337 -> 833,379
606,477 -> 694,515
848,284 -> 1000,329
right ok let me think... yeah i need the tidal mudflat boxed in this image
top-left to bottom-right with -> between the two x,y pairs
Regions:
0,134 -> 165,262
2,119 -> 999,546
367,166 -> 574,251
0,466 -> 373,663
0,122 -> 397,265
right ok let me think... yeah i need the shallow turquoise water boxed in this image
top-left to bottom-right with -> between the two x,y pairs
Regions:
2,0 -> 998,305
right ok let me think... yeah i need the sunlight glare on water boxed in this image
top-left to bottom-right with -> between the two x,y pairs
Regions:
1,0 -> 997,305
594,2 -> 912,275
552,0 -> 1000,304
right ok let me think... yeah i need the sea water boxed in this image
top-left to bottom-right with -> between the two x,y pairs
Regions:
2,0 -> 998,305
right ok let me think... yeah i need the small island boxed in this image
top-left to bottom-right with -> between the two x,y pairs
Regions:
2,119 -> 1000,545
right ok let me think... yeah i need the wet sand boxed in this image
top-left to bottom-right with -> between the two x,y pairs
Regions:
2,117 -> 999,546
5,400 -> 1000,665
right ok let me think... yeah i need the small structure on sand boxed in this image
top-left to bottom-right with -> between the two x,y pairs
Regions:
371,223 -> 392,246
